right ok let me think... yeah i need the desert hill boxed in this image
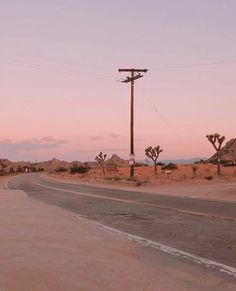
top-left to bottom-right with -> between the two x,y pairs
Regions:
209,138 -> 236,163
0,154 -> 128,174
106,154 -> 128,166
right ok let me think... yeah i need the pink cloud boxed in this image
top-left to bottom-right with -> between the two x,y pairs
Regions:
42,136 -> 56,143
109,133 -> 120,138
89,135 -> 104,141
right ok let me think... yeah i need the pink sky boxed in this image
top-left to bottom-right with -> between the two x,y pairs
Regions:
1,0 -> 236,161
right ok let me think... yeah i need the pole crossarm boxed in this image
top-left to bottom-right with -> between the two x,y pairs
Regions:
122,73 -> 143,83
119,68 -> 148,73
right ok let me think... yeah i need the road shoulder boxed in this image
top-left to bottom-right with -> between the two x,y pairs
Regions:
0,184 -> 236,290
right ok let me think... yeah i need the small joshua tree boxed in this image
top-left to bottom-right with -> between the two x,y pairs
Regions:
206,133 -> 225,175
95,152 -> 107,175
191,164 -> 198,178
145,146 -> 163,174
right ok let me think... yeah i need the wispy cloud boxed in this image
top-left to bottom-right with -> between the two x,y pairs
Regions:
109,133 -> 120,138
89,135 -> 104,141
0,137 -> 68,152
89,133 -> 120,141
42,136 -> 56,143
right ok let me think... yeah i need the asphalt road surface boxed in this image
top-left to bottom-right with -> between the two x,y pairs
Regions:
8,174 -> 236,274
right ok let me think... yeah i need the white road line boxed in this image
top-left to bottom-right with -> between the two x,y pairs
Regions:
74,215 -> 236,278
30,180 -> 236,277
30,180 -> 236,221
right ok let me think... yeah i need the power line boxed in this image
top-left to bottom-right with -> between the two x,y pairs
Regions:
1,50 -> 236,75
0,57 -> 112,81
0,50 -> 111,74
152,60 -> 236,71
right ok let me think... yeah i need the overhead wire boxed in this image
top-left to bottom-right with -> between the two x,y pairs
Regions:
0,49 -> 111,74
1,49 -> 236,77
152,60 -> 236,71
140,73 -> 192,149
0,56 -> 113,82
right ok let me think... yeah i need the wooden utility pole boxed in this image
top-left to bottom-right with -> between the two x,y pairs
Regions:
118,68 -> 148,178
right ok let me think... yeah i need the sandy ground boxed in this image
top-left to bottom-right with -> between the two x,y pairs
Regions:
63,164 -> 236,183
0,176 -> 9,189
1,180 -> 236,290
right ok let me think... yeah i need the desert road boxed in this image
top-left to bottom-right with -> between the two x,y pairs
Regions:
8,174 -> 236,279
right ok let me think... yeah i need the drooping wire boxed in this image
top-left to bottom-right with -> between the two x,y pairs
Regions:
0,50 -> 112,73
140,74 -> 192,148
152,60 -> 236,71
0,57 -> 113,82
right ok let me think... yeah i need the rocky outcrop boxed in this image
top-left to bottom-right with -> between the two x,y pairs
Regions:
106,154 -> 128,166
209,138 -> 236,162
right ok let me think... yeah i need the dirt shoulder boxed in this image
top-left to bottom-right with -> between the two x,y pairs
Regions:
48,173 -> 236,202
0,176 -> 10,189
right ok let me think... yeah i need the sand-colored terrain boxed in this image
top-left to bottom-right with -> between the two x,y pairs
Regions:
51,164 -> 236,202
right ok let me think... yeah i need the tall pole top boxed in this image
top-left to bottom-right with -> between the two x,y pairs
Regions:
119,68 -> 148,73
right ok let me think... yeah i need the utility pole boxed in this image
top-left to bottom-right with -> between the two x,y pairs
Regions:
118,68 -> 148,178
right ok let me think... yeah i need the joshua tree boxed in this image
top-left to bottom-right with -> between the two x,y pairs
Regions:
95,152 -> 107,175
206,133 -> 225,175
191,164 -> 198,178
145,146 -> 163,174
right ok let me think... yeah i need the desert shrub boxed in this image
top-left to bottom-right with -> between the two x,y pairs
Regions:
9,167 -> 15,174
113,176 -> 121,181
191,164 -> 198,178
136,181 -> 142,186
126,177 -> 137,182
134,162 -> 142,167
38,167 -> 45,172
156,162 -> 165,166
205,175 -> 213,181
16,167 -> 22,173
55,167 -> 68,173
162,163 -> 177,170
136,179 -> 148,186
195,159 -> 206,164
135,162 -> 147,167
70,165 -> 89,174
223,162 -> 236,167
210,159 -> 228,165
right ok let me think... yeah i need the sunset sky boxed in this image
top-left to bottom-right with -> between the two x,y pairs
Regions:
1,0 -> 236,162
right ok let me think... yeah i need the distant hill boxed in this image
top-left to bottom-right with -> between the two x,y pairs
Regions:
106,154 -> 128,166
208,138 -> 236,162
0,154 -> 129,174
0,158 -> 82,173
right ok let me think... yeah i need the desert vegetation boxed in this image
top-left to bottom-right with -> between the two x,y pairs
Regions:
206,133 -> 225,175
145,146 -> 163,174
1,135 -> 236,187
70,165 -> 89,174
95,152 -> 107,175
